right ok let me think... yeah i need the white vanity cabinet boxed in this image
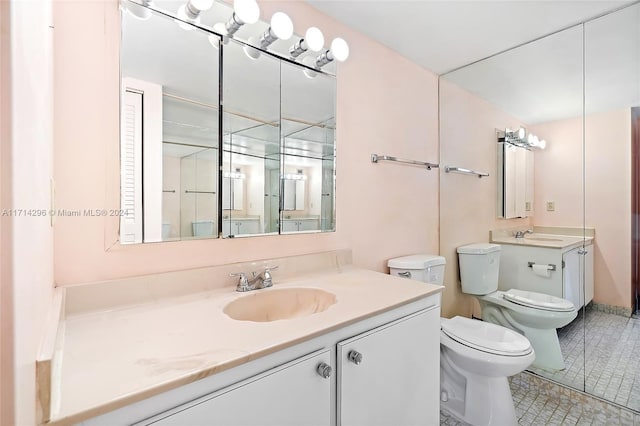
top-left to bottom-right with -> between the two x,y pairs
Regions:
223,218 -> 260,236
139,349 -> 332,426
338,308 -> 440,426
281,218 -> 320,232
498,242 -> 594,309
81,298 -> 441,426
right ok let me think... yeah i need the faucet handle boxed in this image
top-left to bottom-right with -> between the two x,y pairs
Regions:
230,272 -> 251,292
262,265 -> 279,288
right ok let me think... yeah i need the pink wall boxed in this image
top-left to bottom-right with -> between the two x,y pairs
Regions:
3,0 -> 56,424
53,1 -> 440,285
439,80 -> 531,318
533,108 -> 632,309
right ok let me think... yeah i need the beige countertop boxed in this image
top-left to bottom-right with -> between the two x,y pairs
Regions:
491,233 -> 593,250
50,267 -> 442,425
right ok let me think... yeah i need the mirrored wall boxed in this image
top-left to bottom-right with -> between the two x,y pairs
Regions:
440,2 -> 640,411
119,1 -> 337,243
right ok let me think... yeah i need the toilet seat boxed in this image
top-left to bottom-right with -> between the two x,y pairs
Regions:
503,289 -> 575,312
441,316 -> 532,357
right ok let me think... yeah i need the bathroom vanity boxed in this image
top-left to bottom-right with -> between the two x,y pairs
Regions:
491,229 -> 594,309
39,251 -> 443,426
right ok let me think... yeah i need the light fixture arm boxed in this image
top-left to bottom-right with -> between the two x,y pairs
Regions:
289,39 -> 308,58
315,49 -> 334,68
225,13 -> 244,36
260,28 -> 278,49
185,1 -> 201,20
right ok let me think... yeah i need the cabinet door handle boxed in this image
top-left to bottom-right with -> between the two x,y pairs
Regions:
578,248 -> 588,255
398,271 -> 412,279
316,362 -> 332,379
348,350 -> 363,365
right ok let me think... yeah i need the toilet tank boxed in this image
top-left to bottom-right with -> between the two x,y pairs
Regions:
387,254 -> 446,285
457,243 -> 501,295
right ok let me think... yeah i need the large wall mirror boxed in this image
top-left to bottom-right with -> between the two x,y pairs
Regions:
440,1 -> 639,411
119,0 -> 337,243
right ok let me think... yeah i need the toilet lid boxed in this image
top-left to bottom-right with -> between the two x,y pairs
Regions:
503,289 -> 575,312
441,316 -> 532,357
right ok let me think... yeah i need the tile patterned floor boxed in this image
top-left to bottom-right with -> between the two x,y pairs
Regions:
440,372 -> 640,425
441,305 -> 640,425
530,306 -> 640,411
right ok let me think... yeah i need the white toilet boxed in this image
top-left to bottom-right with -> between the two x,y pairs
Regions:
389,255 -> 535,426
457,243 -> 577,372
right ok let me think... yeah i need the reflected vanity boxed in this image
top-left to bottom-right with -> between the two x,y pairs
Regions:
119,0 -> 337,242
440,1 -> 640,412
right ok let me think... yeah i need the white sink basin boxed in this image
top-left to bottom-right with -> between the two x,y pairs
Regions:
224,288 -> 337,322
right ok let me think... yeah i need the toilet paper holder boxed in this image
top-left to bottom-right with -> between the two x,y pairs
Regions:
527,262 -> 556,271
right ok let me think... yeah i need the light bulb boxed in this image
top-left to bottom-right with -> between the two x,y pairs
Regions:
539,139 -> 547,149
305,27 -> 324,52
234,0 -> 260,24
126,0 -> 152,20
302,56 -> 318,79
518,127 -> 526,139
271,12 -> 293,40
533,135 -> 539,146
330,37 -> 349,62
213,22 -> 227,35
243,36 -> 261,60
528,133 -> 535,145
176,4 -> 198,30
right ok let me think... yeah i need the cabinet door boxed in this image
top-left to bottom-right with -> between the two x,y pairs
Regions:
563,247 -> 581,309
280,220 -> 298,232
142,349 -> 331,426
582,246 -> 594,305
337,307 -> 440,426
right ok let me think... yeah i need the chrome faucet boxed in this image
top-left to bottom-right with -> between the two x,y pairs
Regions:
514,229 -> 534,239
230,266 -> 279,292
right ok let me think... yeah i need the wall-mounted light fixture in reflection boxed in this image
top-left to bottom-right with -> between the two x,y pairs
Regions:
502,127 -> 547,150
124,0 -> 154,20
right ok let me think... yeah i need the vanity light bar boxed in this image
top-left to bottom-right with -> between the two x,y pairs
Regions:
165,0 -> 350,69
501,128 -> 547,150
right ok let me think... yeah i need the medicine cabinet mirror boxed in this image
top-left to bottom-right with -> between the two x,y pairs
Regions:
119,1 -> 336,243
497,141 -> 534,219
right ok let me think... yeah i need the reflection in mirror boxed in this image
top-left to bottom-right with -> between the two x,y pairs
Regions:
497,138 -> 534,219
280,61 -> 336,233
440,20 -> 585,391
222,39 -> 280,237
582,3 -> 640,410
120,1 -> 339,241
120,6 -> 219,243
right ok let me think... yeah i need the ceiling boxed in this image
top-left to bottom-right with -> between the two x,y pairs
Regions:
306,0 -> 635,75
308,0 -> 640,124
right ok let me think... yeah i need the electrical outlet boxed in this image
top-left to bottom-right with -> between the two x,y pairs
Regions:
525,201 -> 531,212
546,201 -> 555,211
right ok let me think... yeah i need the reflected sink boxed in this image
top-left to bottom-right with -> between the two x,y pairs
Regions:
224,288 -> 337,322
525,237 -> 564,242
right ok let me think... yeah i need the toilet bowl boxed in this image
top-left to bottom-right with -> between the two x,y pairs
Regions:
388,254 -> 534,426
440,316 -> 534,426
458,243 -> 577,371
